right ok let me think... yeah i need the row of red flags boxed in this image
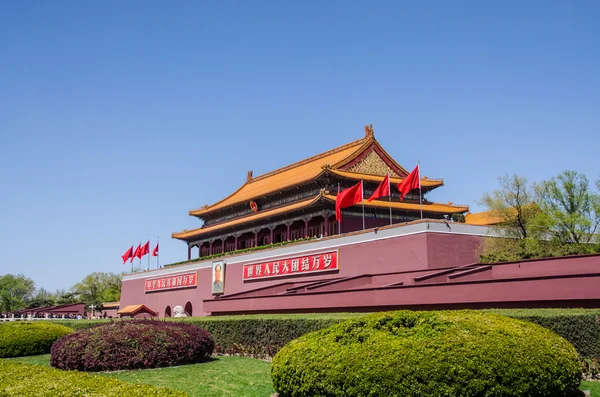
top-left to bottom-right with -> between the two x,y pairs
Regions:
121,241 -> 159,264
335,164 -> 420,221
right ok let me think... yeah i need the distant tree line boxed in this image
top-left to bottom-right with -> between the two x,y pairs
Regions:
480,170 -> 600,262
0,272 -> 122,313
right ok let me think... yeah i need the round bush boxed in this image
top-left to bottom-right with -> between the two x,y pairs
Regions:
0,321 -> 73,358
50,320 -> 214,371
271,310 -> 582,397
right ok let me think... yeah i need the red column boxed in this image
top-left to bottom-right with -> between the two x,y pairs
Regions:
286,224 -> 291,241
234,236 -> 238,250
187,245 -> 191,260
222,239 -> 225,253
254,231 -> 259,247
304,219 -> 309,238
209,242 -> 213,256
269,228 -> 274,245
324,214 -> 329,236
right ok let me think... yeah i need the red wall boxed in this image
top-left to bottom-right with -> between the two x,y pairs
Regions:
120,230 -> 483,317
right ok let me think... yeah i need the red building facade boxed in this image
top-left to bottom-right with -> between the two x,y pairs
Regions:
120,221 -> 600,316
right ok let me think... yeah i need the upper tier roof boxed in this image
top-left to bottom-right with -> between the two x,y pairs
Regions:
190,126 -> 443,217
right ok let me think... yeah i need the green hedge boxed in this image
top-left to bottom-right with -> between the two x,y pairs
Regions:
173,313 -> 362,358
0,322 -> 73,358
0,360 -> 186,396
486,309 -> 600,361
271,310 -> 582,397
51,309 -> 600,363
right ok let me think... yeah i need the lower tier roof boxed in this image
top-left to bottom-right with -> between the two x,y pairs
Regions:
172,194 -> 469,242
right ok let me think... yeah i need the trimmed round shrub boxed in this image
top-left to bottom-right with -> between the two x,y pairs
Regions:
0,360 -> 186,396
271,310 -> 582,397
0,321 -> 73,358
50,320 -> 214,371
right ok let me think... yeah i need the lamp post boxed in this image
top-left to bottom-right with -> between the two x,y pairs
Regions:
88,304 -> 96,319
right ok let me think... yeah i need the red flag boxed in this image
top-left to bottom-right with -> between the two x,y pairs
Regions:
368,173 -> 390,202
130,244 -> 141,263
152,242 -> 159,257
140,241 -> 150,258
335,181 -> 363,221
121,246 -> 133,264
397,165 -> 420,200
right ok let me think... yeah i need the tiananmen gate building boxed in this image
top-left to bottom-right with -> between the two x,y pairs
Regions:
119,126 -> 600,317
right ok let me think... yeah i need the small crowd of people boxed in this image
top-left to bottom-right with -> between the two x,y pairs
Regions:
0,312 -> 112,320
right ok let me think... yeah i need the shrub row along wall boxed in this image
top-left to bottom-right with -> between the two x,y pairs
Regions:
0,360 -> 186,397
50,309 -> 600,361
485,309 -> 600,361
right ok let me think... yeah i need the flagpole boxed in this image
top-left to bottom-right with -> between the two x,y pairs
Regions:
147,240 -> 150,271
418,161 -> 423,219
361,180 -> 365,230
157,236 -> 160,269
388,172 -> 392,225
337,183 -> 341,235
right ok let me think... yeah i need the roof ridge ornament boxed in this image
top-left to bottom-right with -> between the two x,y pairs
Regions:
247,170 -> 253,182
364,124 -> 374,137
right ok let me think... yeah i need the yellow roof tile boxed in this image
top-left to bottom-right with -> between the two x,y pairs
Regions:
175,196 -> 321,240
117,304 -> 151,315
465,211 -> 504,226
330,170 -> 443,188
322,194 -> 469,214
175,193 -> 469,241
189,137 -> 370,216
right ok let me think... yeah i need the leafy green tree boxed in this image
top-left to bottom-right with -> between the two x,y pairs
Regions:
479,171 -> 600,263
27,287 -> 57,309
479,174 -> 543,239
71,272 -> 122,308
535,170 -> 600,244
0,274 -> 36,312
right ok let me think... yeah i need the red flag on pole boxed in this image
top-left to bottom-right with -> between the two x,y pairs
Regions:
368,173 -> 390,201
335,181 -> 363,221
152,242 -> 159,257
397,165 -> 420,200
121,246 -> 133,264
140,241 -> 150,258
130,244 -> 141,263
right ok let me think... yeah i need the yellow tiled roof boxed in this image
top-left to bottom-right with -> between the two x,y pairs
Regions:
175,196 -> 322,240
117,304 -> 156,315
322,194 -> 469,214
330,170 -> 444,188
189,136 -> 370,216
465,211 -> 504,226
174,193 -> 469,241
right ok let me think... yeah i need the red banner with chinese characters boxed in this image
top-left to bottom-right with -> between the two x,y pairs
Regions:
243,251 -> 338,281
145,272 -> 197,292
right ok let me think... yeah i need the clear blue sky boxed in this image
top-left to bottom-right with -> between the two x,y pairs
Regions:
1,1 -> 598,292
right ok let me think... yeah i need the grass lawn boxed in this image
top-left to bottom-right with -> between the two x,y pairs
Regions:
7,354 -> 600,396
581,380 -> 600,395
8,354 -> 274,397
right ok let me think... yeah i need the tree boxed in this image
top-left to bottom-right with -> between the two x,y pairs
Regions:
479,171 -> 600,263
71,272 -> 123,308
535,170 -> 600,244
0,274 -> 36,312
27,287 -> 57,309
479,174 -> 543,239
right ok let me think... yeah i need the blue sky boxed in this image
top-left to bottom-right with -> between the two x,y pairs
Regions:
1,1 -> 598,292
